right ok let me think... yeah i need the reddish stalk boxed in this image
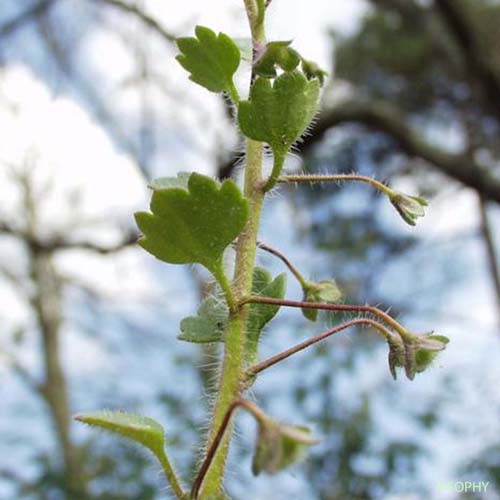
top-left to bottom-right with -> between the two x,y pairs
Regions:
239,296 -> 411,340
191,399 -> 265,499
257,241 -> 309,287
247,318 -> 396,377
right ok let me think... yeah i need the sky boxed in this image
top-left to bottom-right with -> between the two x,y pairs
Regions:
1,1 -> 500,499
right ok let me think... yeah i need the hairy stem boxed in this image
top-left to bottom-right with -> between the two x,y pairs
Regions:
279,173 -> 393,196
198,5 -> 267,496
200,138 -> 265,497
213,261 -> 236,311
247,318 -> 396,377
192,400 -> 265,499
263,149 -> 286,192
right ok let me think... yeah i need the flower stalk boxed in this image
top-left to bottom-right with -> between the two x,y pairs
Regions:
246,318 -> 398,378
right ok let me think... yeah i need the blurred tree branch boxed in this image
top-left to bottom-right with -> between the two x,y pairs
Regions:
434,0 -> 500,119
0,167 -> 140,498
478,195 -> 500,326
96,0 -> 177,44
300,99 -> 500,204
15,170 -> 88,499
0,0 -> 57,38
0,220 -> 138,254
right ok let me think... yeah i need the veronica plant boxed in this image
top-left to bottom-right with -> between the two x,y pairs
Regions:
76,2 -> 448,498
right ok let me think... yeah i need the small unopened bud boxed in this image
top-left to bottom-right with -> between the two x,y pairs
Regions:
387,337 -> 406,380
389,192 -> 428,226
252,416 -> 319,475
254,41 -> 301,78
403,333 -> 449,380
302,279 -> 343,322
301,59 -> 328,85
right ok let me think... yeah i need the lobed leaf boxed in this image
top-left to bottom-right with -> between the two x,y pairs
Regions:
177,267 -> 285,346
178,297 -> 227,343
246,268 -> 287,363
176,26 -> 241,94
238,70 -> 320,156
135,173 -> 249,278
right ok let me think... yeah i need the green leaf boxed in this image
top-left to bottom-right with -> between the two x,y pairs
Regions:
248,267 -> 287,335
177,267 -> 285,346
135,173 -> 249,278
252,418 -> 318,475
148,172 -> 191,191
246,267 -> 287,363
302,279 -> 343,322
178,297 -> 227,343
176,26 -> 241,95
238,70 -> 320,157
254,41 -> 301,78
75,411 -> 165,456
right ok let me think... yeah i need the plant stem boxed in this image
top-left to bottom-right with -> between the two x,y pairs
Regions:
263,149 -> 286,192
279,173 -> 393,196
227,81 -> 241,105
191,400 -> 266,499
246,318 -> 396,377
200,140 -> 265,498
213,261 -> 236,311
198,4 -> 267,497
155,449 -> 185,500
239,296 -> 414,341
257,241 -> 309,288
244,0 -> 265,41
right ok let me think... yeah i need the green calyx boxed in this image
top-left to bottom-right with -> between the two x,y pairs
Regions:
389,333 -> 449,380
389,191 -> 428,226
301,279 -> 343,322
301,58 -> 328,85
252,416 -> 319,476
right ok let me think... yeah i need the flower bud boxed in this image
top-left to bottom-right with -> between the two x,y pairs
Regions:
301,59 -> 328,85
387,337 -> 406,380
254,41 -> 301,78
403,333 -> 449,380
252,416 -> 319,475
389,192 -> 428,226
301,279 -> 343,322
